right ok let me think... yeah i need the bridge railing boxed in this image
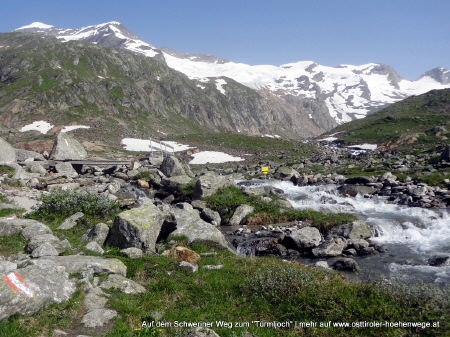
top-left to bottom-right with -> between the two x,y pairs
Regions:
148,137 -> 174,157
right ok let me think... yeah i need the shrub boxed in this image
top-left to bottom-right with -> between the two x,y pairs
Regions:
245,264 -> 311,304
27,189 -> 121,221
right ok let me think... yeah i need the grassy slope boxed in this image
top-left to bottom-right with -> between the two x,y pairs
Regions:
0,191 -> 449,337
325,89 -> 450,150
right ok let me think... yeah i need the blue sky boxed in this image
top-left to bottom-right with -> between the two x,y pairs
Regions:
1,0 -> 449,80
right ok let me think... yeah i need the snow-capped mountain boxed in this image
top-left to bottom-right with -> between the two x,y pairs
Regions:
14,22 -> 450,125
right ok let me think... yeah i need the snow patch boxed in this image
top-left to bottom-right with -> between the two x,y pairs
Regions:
215,79 -> 227,94
61,125 -> 90,133
121,138 -> 193,152
189,151 -> 244,164
346,143 -> 378,151
19,121 -> 54,134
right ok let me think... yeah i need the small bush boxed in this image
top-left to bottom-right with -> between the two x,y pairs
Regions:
0,165 -> 14,178
245,264 -> 310,304
27,189 -> 121,221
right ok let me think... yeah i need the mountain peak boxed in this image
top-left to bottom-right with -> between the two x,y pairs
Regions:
15,22 -> 54,31
418,67 -> 450,85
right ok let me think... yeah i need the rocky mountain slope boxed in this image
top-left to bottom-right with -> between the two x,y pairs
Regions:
14,22 -> 450,125
322,88 -> 450,151
0,31 -> 333,147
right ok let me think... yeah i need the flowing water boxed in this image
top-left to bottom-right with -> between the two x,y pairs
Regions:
242,179 -> 450,284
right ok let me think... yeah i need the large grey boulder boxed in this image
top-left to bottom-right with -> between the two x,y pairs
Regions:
25,234 -> 65,254
31,242 -> 61,258
0,137 -> 16,162
160,155 -> 186,177
283,227 -> 322,250
160,175 -> 193,196
14,149 -> 45,162
26,256 -> 127,276
328,220 -> 372,240
0,219 -> 51,239
169,207 -> 234,252
105,200 -> 165,253
0,265 -> 76,321
312,237 -> 347,258
192,172 -> 235,199
49,132 -> 87,160
228,204 -> 255,226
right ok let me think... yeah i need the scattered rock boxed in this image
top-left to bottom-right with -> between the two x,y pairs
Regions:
57,212 -> 84,230
120,247 -> 143,259
162,246 -> 201,265
100,274 -> 146,294
85,241 -> 104,255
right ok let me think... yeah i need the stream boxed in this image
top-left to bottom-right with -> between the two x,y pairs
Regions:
236,179 -> 450,284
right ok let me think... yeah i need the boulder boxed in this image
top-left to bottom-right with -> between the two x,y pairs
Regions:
228,204 -> 255,226
200,208 -> 221,226
178,261 -> 198,273
26,256 -> 127,276
328,220 -> 372,240
57,212 -> 84,230
49,132 -> 87,160
85,241 -> 104,255
192,172 -> 235,199
55,162 -> 78,178
343,177 -> 372,185
160,175 -> 193,196
339,185 -> 375,197
331,257 -> 359,271
274,166 -> 300,181
81,309 -> 118,328
105,200 -> 165,253
0,265 -> 76,321
0,137 -> 16,162
14,149 -> 45,162
162,246 -> 201,265
283,227 -> 322,250
25,234 -> 65,254
169,207 -> 234,252
160,155 -> 186,177
0,218 -> 50,238
181,327 -> 221,337
428,254 -> 450,267
120,247 -> 143,259
100,274 -> 146,294
81,223 -> 110,246
312,237 -> 347,258
31,242 -> 61,258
